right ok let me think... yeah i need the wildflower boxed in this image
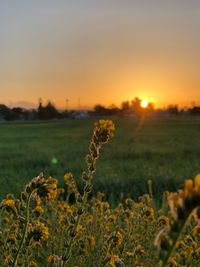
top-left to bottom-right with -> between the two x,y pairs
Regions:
32,241 -> 41,249
36,177 -> 58,201
135,245 -> 145,256
155,175 -> 200,266
87,215 -> 93,222
76,224 -> 85,236
97,120 -> 115,137
7,234 -> 17,244
87,235 -> 96,249
109,255 -> 125,267
28,260 -> 39,267
144,207 -> 154,219
48,254 -> 61,263
195,173 -> 200,188
125,251 -> 134,257
124,209 -> 134,218
158,216 -> 170,226
1,198 -> 15,208
3,255 -> 12,266
175,240 -> 185,249
125,198 -> 134,207
94,120 -> 115,144
168,257 -> 177,267
33,205 -> 44,217
0,197 -> 18,215
64,172 -> 80,200
113,231 -> 123,246
192,223 -> 200,237
28,221 -> 49,241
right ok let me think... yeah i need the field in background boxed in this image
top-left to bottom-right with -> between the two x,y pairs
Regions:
0,116 -> 200,203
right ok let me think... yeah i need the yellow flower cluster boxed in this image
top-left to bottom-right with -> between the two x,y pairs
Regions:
28,220 -> 49,242
97,119 -> 115,136
0,175 -> 199,267
36,176 -> 58,201
155,173 -> 200,267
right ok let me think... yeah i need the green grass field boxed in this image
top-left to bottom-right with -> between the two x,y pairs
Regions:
0,116 -> 200,202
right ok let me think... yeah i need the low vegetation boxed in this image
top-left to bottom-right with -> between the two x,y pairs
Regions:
0,116 -> 200,202
0,120 -> 199,267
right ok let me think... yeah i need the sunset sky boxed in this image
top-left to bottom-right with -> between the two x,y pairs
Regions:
1,1 -> 200,109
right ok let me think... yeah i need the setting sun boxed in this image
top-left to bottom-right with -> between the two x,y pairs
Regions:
141,99 -> 148,108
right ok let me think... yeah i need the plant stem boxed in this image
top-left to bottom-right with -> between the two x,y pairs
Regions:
12,193 -> 31,267
63,186 -> 89,266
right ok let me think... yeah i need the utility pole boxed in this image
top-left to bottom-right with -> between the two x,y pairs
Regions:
78,98 -> 80,110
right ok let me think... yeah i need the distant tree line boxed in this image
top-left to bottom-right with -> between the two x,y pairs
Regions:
94,100 -> 200,117
0,101 -> 70,121
94,97 -> 154,116
0,98 -> 200,121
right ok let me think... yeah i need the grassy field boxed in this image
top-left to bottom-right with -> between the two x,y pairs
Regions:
0,116 -> 200,202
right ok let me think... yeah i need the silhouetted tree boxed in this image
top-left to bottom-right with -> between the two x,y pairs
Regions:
0,104 -> 10,120
190,106 -> 200,115
121,101 -> 130,115
37,99 -> 59,120
167,105 -> 179,115
12,107 -> 24,120
45,101 -> 59,119
131,97 -> 142,115
94,105 -> 107,116
108,104 -> 120,116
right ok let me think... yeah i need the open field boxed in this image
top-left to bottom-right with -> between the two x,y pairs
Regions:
0,116 -> 200,202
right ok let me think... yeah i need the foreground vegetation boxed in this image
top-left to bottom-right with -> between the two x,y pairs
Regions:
0,120 -> 199,267
0,116 -> 200,202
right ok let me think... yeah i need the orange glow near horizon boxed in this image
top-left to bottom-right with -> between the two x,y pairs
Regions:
1,2 -> 200,110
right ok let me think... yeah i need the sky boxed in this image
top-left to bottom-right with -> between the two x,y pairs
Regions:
0,0 -> 200,109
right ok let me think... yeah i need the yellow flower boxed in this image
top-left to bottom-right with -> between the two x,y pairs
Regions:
88,235 -> 96,249
109,255 -> 119,267
32,241 -> 41,249
36,177 -> 58,201
1,199 -> 15,207
125,251 -> 134,257
64,172 -> 79,199
184,179 -> 194,195
144,207 -> 154,219
94,120 -> 115,143
98,120 -> 115,133
195,173 -> 200,189
0,197 -> 18,215
28,221 -> 49,241
33,205 -> 44,216
193,223 -> 200,236
48,255 -> 54,263
124,210 -> 134,218
109,255 -> 124,267
7,234 -> 17,244
28,260 -> 39,267
168,257 -> 177,267
3,255 -> 12,266
48,254 -> 63,264
113,231 -> 123,246
158,215 -> 170,226
76,225 -> 85,236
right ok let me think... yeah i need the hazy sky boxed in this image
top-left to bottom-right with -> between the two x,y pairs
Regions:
1,1 -> 200,109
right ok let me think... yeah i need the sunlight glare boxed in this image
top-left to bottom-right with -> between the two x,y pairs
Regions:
141,99 -> 148,108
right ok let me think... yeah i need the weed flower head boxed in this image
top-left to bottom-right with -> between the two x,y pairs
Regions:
28,221 -> 49,242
